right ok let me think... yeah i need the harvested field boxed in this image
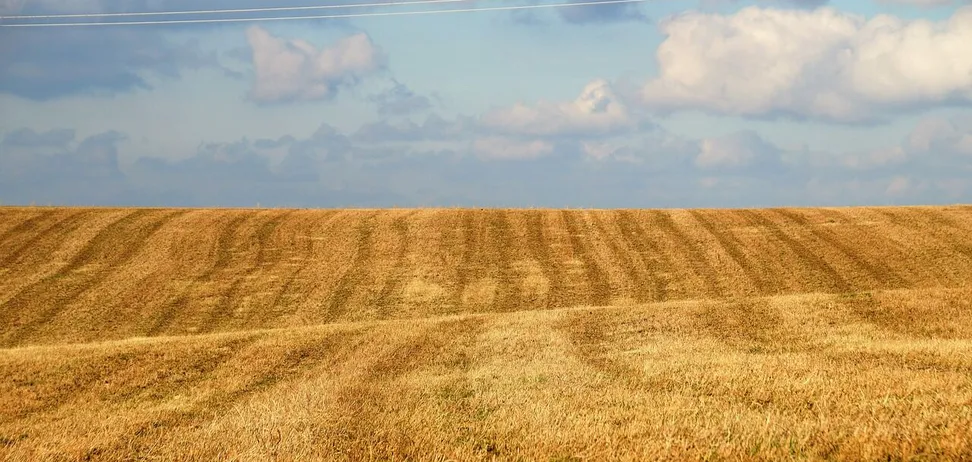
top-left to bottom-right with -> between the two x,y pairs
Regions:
1,206 -> 972,460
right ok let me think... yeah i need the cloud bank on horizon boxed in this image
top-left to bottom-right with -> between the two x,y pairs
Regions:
1,0 -> 971,207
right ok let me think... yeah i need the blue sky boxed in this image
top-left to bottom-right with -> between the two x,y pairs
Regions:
1,0 -> 971,207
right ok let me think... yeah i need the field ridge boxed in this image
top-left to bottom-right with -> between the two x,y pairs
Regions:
0,206 -> 970,347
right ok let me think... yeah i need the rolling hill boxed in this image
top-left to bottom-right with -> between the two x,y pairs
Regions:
1,206 -> 971,460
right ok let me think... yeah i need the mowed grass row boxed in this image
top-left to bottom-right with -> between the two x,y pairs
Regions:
1,206 -> 972,347
1,288 -> 971,460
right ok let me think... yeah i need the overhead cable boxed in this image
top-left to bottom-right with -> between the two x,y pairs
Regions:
2,0 -> 475,19
0,0 -> 649,27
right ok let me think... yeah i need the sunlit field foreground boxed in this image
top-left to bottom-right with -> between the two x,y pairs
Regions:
1,206 -> 972,460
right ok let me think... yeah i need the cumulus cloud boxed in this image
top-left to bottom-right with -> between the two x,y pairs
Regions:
640,6 -> 972,122
246,26 -> 386,103
481,79 -> 638,136
353,80 -> 645,143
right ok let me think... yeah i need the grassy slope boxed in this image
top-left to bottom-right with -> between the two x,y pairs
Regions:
1,206 -> 972,460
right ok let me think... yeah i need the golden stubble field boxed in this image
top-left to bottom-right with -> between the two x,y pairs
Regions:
1,206 -> 971,460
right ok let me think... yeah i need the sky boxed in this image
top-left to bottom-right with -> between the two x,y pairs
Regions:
1,0 -> 971,208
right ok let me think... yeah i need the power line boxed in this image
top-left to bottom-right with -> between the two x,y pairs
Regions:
0,0 -> 649,27
2,0 -> 475,19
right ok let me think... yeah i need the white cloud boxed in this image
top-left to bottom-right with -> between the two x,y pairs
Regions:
472,137 -> 554,160
480,79 -> 636,136
245,26 -> 386,103
640,6 -> 972,122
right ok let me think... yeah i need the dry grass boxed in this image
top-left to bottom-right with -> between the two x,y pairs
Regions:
1,206 -> 972,460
